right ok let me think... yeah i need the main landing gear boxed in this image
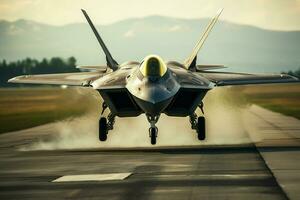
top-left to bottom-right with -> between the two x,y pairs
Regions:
99,117 -> 108,141
98,102 -> 206,144
99,113 -> 115,141
189,103 -> 206,140
99,103 -> 115,141
189,113 -> 206,141
147,115 -> 160,145
99,102 -> 116,142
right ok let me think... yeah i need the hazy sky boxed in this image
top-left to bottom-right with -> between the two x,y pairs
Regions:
1,0 -> 300,30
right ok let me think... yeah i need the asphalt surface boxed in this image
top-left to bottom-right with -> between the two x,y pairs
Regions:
0,105 -> 299,200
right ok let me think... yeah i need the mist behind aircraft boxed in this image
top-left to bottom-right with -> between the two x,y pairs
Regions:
20,87 -> 256,150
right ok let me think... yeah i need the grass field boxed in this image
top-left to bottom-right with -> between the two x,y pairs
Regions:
0,83 -> 299,134
0,87 -> 97,134
237,83 -> 300,119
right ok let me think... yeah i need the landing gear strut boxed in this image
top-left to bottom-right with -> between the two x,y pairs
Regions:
99,102 -> 116,142
147,115 -> 160,145
189,113 -> 206,141
107,113 -> 115,130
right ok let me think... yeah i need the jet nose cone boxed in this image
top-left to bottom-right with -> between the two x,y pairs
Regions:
132,86 -> 173,115
126,67 -> 180,115
139,83 -> 171,104
130,80 -> 180,115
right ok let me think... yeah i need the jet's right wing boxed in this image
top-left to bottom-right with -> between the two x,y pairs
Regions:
199,71 -> 299,86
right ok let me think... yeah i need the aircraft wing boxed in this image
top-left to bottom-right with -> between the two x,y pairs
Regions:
199,71 -> 299,86
8,71 -> 103,86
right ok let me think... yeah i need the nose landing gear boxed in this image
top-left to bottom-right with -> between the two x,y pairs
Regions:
147,115 -> 160,145
149,127 -> 158,145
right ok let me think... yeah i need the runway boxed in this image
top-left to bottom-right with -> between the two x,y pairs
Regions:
0,105 -> 299,200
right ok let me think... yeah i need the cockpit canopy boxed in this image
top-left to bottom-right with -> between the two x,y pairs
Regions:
140,55 -> 167,77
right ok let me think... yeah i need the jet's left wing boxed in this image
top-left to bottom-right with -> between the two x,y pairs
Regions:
8,71 -> 103,86
199,71 -> 298,86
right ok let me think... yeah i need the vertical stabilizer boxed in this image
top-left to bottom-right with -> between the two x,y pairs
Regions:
81,9 -> 118,71
184,9 -> 223,69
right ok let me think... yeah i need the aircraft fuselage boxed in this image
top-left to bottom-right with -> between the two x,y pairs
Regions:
92,56 -> 214,118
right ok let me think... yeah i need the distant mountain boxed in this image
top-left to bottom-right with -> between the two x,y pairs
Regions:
0,16 -> 299,73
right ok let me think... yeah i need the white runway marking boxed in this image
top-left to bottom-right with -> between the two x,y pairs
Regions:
52,173 -> 132,182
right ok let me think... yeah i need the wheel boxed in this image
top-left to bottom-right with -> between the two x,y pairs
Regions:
149,127 -> 157,145
197,116 -> 206,141
99,117 -> 108,141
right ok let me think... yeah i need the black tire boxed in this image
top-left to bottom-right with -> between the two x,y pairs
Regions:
150,128 -> 157,145
197,116 -> 206,141
99,117 -> 108,141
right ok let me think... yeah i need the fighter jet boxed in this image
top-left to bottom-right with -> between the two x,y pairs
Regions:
9,9 -> 298,145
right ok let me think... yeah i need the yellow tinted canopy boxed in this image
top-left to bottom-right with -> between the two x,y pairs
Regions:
140,55 -> 167,77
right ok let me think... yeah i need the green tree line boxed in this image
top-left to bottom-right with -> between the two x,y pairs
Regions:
286,68 -> 300,79
0,57 -> 79,87
0,56 -> 299,87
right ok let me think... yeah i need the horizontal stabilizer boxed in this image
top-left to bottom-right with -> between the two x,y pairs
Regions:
196,64 -> 226,71
77,65 -> 107,72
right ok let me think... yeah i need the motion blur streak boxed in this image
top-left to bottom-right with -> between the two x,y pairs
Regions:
20,88 -> 260,151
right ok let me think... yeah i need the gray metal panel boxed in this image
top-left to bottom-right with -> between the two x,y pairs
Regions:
168,64 -> 214,89
92,65 -> 135,89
